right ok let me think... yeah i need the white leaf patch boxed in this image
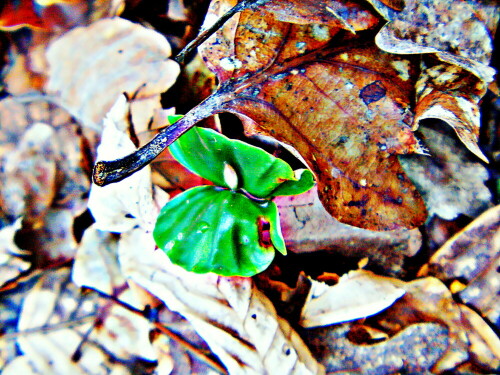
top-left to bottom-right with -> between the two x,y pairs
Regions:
300,270 -> 405,328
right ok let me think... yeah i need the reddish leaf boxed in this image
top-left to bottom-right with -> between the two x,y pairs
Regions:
0,0 -> 45,31
198,0 -> 426,230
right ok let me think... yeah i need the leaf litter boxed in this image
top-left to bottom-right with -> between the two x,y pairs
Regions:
0,0 -> 499,374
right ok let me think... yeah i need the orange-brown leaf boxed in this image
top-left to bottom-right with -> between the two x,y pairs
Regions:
199,1 -> 426,230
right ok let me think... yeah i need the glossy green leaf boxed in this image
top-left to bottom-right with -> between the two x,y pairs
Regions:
268,169 -> 315,198
153,186 -> 286,277
169,127 -> 314,198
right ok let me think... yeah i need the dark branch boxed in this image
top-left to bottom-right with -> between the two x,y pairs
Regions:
93,98 -> 218,186
174,0 -> 270,64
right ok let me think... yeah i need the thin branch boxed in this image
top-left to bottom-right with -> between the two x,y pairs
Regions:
92,96 -> 218,186
174,0 -> 249,64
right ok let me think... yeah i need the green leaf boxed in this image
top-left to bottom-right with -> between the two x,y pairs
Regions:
169,127 -> 314,198
268,169 -> 315,198
153,186 -> 286,277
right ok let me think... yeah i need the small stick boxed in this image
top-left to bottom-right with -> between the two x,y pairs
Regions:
174,0 -> 269,64
93,96 -> 218,186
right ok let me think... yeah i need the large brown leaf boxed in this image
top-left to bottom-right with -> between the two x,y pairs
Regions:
197,0 -> 426,230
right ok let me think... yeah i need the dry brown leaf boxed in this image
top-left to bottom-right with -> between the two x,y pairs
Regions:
375,0 -> 498,83
304,322 -> 448,374
118,231 -> 324,375
276,185 -> 422,276
45,17 -> 180,130
419,204 -> 500,330
400,121 -> 492,220
300,270 -> 405,328
196,0 -> 427,231
258,0 -> 379,31
459,304 -> 500,370
375,0 -> 498,162
413,62 -> 490,163
374,277 -> 470,372
8,267 -> 156,374
0,220 -> 30,287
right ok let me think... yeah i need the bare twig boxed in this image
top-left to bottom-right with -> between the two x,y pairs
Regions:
92,95 -> 219,186
174,0 -> 264,64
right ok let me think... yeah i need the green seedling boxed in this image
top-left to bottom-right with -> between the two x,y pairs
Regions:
153,117 -> 314,276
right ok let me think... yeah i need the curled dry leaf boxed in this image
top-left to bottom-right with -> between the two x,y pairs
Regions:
46,17 -> 180,130
118,236 -> 324,375
375,0 -> 498,83
276,185 -> 422,276
375,0 -> 498,162
300,270 -> 405,328
197,0 -> 426,230
0,220 -> 30,287
413,62 -> 490,163
419,204 -> 500,330
400,121 -> 492,221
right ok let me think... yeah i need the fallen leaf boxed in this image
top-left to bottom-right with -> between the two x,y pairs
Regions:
375,0 -> 498,162
196,0 -> 427,230
412,62 -> 490,163
400,121 -> 492,220
276,185 -> 422,276
118,233 -> 324,375
0,220 -> 31,288
459,304 -> 500,370
72,225 -> 127,296
375,0 -> 498,83
373,277 -> 471,372
88,95 -> 168,233
300,270 -> 405,328
0,0 -> 45,31
11,266 -> 159,374
258,0 -> 379,31
418,204 -> 500,330
304,322 -> 449,375
45,17 -> 180,130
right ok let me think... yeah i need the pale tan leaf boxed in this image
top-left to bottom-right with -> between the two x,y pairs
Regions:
72,225 -> 127,296
300,270 -> 405,328
46,17 -> 180,129
0,219 -> 30,287
88,96 -> 168,233
15,267 -> 156,373
459,304 -> 500,370
118,234 -> 324,375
